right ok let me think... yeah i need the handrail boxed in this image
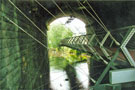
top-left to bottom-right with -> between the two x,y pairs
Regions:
60,25 -> 135,61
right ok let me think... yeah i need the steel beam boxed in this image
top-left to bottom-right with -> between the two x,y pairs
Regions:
120,28 -> 135,67
95,49 -> 120,85
109,68 -> 135,84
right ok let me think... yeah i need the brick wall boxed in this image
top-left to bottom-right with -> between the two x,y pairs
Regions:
0,0 -> 50,89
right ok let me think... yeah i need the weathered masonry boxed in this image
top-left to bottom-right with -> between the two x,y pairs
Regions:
1,0 -> 135,90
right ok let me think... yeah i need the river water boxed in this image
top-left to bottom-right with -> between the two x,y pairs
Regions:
50,63 -> 89,90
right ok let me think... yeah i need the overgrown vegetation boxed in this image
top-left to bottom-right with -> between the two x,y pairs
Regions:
48,24 -> 88,70
48,24 -> 72,48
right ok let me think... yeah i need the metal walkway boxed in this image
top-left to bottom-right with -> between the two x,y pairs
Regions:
60,25 -> 135,89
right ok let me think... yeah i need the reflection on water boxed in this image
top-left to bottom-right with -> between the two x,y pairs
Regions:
50,68 -> 70,90
50,63 -> 89,90
75,63 -> 89,89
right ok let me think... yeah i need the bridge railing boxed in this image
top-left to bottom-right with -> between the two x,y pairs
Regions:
60,26 -> 135,86
60,26 -> 135,64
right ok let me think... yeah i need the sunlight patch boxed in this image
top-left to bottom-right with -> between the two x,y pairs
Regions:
50,17 -> 86,36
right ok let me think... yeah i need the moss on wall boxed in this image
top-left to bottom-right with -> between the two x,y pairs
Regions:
0,0 -> 49,89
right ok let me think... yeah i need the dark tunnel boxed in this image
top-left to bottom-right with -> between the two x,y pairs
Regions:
1,0 -> 135,90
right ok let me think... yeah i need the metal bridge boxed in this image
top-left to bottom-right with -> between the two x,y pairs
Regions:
1,0 -> 135,89
60,25 -> 135,90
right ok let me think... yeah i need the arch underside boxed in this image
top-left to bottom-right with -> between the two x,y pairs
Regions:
1,0 -> 135,90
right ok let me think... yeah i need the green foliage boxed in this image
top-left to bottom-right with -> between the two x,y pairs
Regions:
48,24 -> 73,69
76,51 -> 81,56
48,24 -> 88,70
50,57 -> 69,70
48,24 -> 72,48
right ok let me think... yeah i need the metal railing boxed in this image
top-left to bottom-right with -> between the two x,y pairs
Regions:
60,25 -> 135,86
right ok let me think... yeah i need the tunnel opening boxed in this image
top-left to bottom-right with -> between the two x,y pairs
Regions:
1,0 -> 135,90
47,16 -> 89,90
